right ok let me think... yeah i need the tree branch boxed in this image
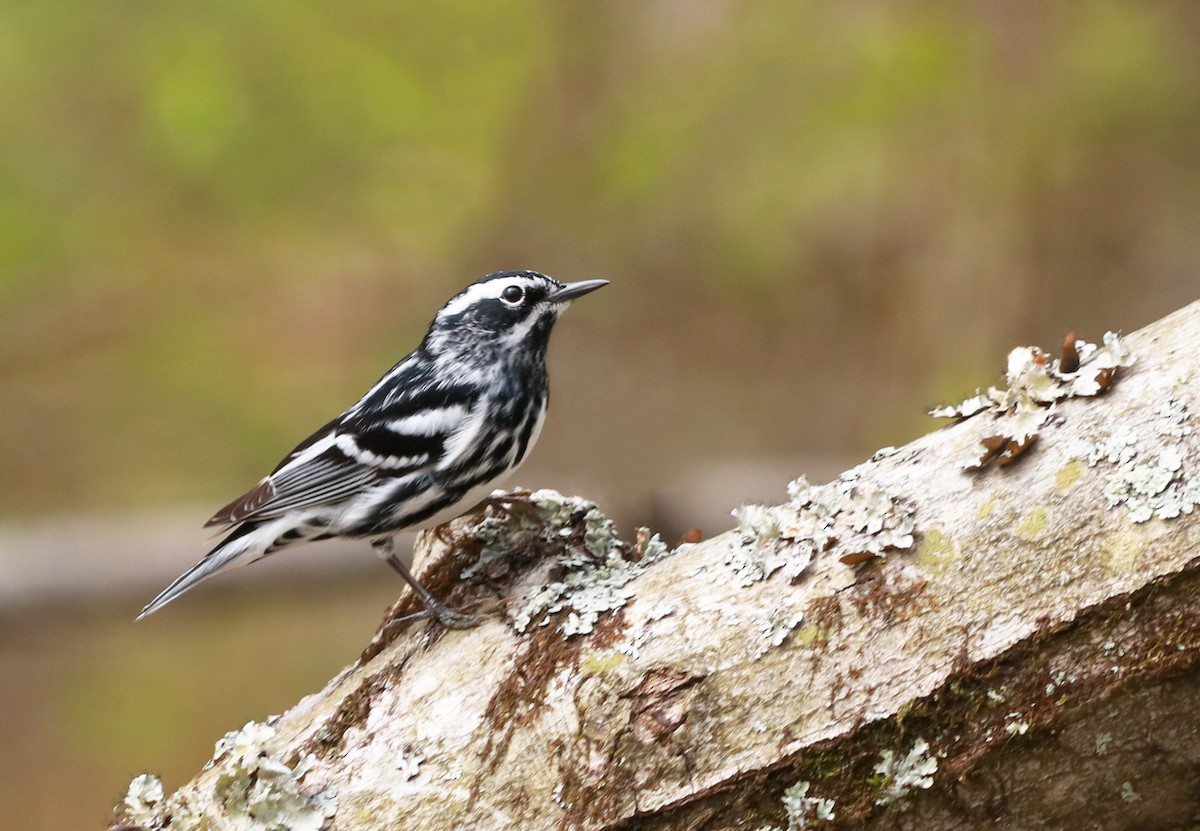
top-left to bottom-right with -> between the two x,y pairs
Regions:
113,300 -> 1200,831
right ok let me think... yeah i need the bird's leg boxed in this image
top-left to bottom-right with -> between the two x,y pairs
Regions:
371,537 -> 478,630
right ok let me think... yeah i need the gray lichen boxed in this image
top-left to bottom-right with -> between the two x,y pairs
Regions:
753,780 -> 836,831
464,489 -> 664,637
116,721 -> 338,831
781,780 -> 836,828
1074,403 -> 1198,523
1157,398 -> 1192,437
731,474 -> 915,583
755,609 -> 806,657
1120,781 -> 1142,803
636,531 -> 669,561
728,503 -> 793,586
872,738 -> 938,810
123,773 -> 165,827
933,332 -> 1135,469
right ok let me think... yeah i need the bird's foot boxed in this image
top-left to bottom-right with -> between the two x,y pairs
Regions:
381,601 -> 480,636
427,603 -> 481,630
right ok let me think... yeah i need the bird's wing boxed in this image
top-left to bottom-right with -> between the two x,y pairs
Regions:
205,382 -> 480,529
204,419 -> 377,529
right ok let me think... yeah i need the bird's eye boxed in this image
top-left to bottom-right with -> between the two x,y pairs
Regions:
501,285 -> 525,305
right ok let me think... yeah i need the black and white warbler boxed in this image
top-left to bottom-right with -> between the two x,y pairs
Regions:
138,271 -> 608,627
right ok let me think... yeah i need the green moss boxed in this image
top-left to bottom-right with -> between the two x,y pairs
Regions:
347,792 -> 395,827
580,651 -> 627,676
794,623 -> 829,647
1016,507 -> 1049,541
977,499 -> 997,520
793,747 -> 858,782
1055,459 -> 1087,493
1103,527 -> 1145,574
912,528 -> 957,575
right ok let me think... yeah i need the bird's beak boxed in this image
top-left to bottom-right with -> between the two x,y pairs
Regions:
548,279 -> 609,304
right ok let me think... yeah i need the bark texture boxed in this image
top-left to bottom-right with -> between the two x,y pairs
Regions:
114,301 -> 1200,831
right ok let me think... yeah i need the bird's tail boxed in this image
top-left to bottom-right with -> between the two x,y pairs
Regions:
137,521 -> 271,620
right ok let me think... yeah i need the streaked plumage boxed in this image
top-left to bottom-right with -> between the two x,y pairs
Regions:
139,271 -> 607,626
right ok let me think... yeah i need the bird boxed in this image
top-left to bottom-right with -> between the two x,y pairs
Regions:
138,270 -> 608,627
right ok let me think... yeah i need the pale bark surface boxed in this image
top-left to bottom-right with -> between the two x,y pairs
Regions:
114,301 -> 1200,831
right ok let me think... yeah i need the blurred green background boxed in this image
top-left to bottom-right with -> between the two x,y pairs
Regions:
3,1 -> 1199,827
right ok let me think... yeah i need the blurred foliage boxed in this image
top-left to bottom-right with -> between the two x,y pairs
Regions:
2,0 -> 1200,515
0,0 -> 551,510
3,3 -> 1200,829
0,583 -> 400,830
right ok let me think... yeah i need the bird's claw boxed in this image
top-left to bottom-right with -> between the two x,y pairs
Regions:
382,603 -> 480,635
432,607 -> 481,629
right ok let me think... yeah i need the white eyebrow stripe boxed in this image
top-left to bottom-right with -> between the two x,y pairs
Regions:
437,282 -> 504,318
437,275 -> 540,319
385,405 -> 469,436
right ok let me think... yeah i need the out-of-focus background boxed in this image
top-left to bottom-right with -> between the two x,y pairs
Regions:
2,1 -> 1199,827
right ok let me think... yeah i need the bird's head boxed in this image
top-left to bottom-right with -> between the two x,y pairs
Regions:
425,271 -> 608,359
